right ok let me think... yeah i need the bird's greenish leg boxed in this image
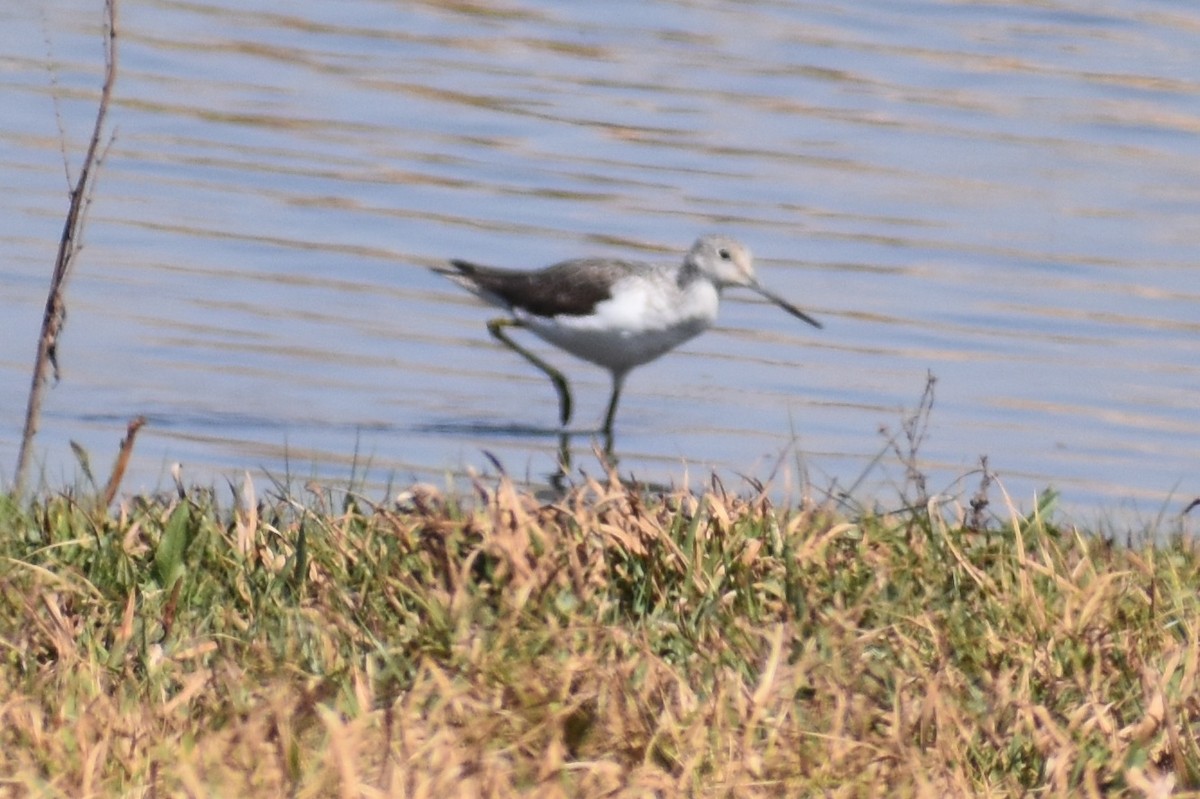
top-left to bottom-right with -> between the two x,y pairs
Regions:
487,317 -> 572,427
601,372 -> 626,444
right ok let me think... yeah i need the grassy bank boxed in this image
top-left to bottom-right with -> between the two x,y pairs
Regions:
1,472 -> 1198,797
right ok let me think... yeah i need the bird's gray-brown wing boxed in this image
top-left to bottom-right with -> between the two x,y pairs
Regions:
444,258 -> 641,318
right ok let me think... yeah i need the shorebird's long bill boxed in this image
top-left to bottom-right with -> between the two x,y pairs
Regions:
752,284 -> 823,329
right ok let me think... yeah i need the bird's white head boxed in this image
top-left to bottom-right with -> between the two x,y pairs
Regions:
687,234 -> 822,329
687,234 -> 757,289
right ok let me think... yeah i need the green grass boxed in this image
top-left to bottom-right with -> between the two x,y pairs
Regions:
2,472 -> 1199,797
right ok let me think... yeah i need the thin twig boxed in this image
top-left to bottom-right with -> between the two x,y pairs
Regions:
39,7 -> 74,188
15,0 -> 119,495
892,370 -> 936,504
101,415 -> 146,507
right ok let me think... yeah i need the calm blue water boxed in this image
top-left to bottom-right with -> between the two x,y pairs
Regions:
2,0 -> 1198,524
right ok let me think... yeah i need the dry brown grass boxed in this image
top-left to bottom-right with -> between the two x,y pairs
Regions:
1,473 -> 1199,797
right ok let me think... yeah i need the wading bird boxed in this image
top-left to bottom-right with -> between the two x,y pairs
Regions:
438,234 -> 821,443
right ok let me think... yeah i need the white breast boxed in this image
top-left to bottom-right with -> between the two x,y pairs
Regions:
520,276 -> 721,374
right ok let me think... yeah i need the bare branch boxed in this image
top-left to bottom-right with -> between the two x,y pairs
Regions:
15,0 -> 120,495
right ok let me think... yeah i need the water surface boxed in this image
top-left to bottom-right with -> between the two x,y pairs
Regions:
2,0 -> 1198,521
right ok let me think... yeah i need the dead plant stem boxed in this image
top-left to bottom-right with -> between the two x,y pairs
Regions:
15,0 -> 119,495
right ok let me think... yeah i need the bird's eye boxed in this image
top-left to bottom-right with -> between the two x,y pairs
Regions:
718,248 -> 731,260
